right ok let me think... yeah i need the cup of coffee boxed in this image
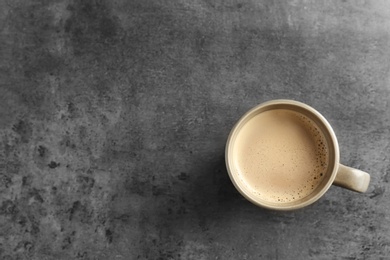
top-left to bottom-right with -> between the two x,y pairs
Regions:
225,100 -> 370,210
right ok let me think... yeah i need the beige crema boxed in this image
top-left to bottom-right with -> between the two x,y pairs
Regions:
234,109 -> 329,203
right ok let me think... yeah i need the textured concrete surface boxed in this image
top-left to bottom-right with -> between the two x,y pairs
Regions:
1,0 -> 390,259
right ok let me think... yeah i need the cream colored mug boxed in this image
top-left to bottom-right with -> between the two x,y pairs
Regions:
225,100 -> 370,210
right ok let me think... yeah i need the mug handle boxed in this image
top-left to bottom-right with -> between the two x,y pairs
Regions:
333,164 -> 370,193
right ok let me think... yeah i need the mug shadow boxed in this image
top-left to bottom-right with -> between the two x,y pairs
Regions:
178,153 -> 293,229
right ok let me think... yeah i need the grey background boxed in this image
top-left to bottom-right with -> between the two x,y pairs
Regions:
1,0 -> 389,259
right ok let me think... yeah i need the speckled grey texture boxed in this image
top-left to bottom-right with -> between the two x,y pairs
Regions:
0,0 -> 389,259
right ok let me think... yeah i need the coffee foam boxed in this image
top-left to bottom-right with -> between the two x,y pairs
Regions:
234,109 -> 329,203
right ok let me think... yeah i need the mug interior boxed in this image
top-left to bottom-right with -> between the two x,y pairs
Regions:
225,100 -> 340,210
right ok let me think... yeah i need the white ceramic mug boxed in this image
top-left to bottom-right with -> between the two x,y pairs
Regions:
225,100 -> 370,210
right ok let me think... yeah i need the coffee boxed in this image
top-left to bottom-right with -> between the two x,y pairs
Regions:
234,109 -> 329,203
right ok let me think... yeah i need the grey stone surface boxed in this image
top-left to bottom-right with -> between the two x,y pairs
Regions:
1,0 -> 389,259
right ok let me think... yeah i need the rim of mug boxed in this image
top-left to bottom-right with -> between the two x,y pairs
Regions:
225,99 -> 340,210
